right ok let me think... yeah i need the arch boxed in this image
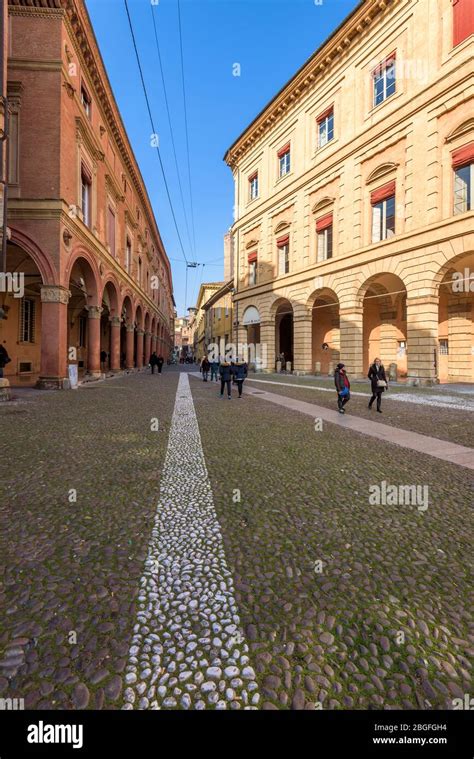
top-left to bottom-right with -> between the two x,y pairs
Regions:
66,248 -> 101,303
367,162 -> 399,184
311,197 -> 334,215
446,118 -> 474,144
358,272 -> 408,377
436,250 -> 474,383
307,288 -> 340,375
242,305 -> 261,325
274,220 -> 291,235
101,279 -> 120,316
135,304 -> 144,329
121,294 -> 134,323
8,227 -> 57,285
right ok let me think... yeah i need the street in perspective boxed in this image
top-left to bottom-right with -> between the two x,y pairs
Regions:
0,0 -> 473,755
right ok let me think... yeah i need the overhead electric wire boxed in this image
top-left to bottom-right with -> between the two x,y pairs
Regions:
150,2 -> 195,262
123,0 -> 189,265
177,0 -> 197,261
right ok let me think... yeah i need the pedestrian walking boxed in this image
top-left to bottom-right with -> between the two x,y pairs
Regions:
334,362 -> 351,414
232,358 -> 248,398
0,343 -> 11,378
201,356 -> 210,382
149,351 -> 159,374
100,350 -> 108,371
218,359 -> 232,399
210,358 -> 219,382
157,354 -> 164,374
368,357 -> 388,413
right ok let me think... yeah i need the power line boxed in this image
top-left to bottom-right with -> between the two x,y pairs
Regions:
123,0 -> 189,265
150,2 -> 195,262
177,0 -> 197,261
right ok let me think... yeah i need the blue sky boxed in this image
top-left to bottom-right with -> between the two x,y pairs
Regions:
86,0 -> 359,316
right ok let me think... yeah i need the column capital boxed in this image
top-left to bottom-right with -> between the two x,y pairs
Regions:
40,285 -> 70,305
136,328 -> 145,336
109,316 -> 121,327
144,330 -> 151,337
126,324 -> 135,333
87,306 -> 102,319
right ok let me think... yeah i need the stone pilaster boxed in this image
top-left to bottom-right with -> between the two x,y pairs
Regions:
293,313 -> 312,374
37,286 -> 70,389
406,295 -> 439,385
339,305 -> 363,377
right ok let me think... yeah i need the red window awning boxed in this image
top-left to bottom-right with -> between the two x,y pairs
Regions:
277,143 -> 290,158
316,213 -> 333,232
248,171 -> 258,182
370,180 -> 396,205
453,0 -> 474,47
316,106 -> 333,123
248,251 -> 257,263
276,235 -> 289,247
452,141 -> 474,169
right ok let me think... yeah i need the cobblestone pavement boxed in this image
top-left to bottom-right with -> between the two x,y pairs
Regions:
245,376 -> 474,448
191,374 -> 473,710
0,367 -> 472,711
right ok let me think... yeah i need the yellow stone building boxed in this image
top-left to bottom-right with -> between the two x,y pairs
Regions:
202,280 -> 233,358
224,0 -> 474,384
192,283 -> 225,360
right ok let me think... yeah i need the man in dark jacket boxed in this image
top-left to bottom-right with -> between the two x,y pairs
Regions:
149,352 -> 159,374
368,358 -> 388,413
157,354 -> 164,374
219,360 -> 232,399
201,356 -> 210,381
232,359 -> 248,398
334,362 -> 351,414
0,344 -> 11,378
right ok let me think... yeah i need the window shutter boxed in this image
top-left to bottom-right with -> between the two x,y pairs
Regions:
248,251 -> 258,263
316,106 -> 333,123
277,143 -> 290,158
276,234 -> 289,247
316,213 -> 333,232
453,0 -> 474,47
370,181 -> 396,205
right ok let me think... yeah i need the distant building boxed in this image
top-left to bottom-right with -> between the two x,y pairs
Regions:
202,281 -> 233,360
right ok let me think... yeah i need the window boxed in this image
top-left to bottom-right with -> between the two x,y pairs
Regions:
126,237 -> 132,273
316,214 -> 333,261
278,144 -> 291,177
371,181 -> 396,242
317,108 -> 334,148
81,164 -> 92,227
8,110 -> 19,185
452,142 -> 474,214
373,53 -> 396,107
439,339 -> 449,355
107,206 -> 116,255
81,84 -> 91,118
217,307 -> 222,320
19,298 -> 35,343
453,0 -> 474,47
277,235 -> 290,275
248,250 -> 257,286
249,171 -> 259,200
138,257 -> 142,287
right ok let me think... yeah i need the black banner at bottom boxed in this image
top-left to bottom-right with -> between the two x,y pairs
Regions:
0,709 -> 472,758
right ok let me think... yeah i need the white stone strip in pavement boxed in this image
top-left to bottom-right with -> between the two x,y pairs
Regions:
245,378 -> 474,412
123,372 -> 260,710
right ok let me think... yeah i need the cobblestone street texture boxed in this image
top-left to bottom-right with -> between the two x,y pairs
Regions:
0,367 -> 473,711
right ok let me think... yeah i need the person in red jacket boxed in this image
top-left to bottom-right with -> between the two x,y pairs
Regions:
334,362 -> 351,414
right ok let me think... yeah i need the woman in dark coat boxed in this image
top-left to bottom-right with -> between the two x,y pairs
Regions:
218,360 -> 232,399
368,357 -> 388,413
201,356 -> 210,381
232,360 -> 248,398
334,362 -> 351,414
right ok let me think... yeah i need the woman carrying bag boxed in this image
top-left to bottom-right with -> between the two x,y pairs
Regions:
334,362 -> 351,414
368,358 -> 388,413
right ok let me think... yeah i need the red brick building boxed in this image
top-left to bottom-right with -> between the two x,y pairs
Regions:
0,0 -> 174,387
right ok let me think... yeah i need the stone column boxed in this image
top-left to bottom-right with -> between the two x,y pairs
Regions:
37,285 -> 70,389
406,295 -> 439,385
109,316 -> 121,372
126,324 -> 135,369
144,331 -> 152,365
87,306 -> 102,376
259,318 -> 275,373
339,305 -> 363,378
136,328 -> 145,369
293,312 -> 312,374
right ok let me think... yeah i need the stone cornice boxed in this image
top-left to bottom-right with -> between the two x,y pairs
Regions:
76,116 -> 104,163
224,0 -> 394,170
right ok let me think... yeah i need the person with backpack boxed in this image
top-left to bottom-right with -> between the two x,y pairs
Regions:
201,356 -> 210,382
149,351 -> 159,374
334,362 -> 351,414
368,357 -> 388,413
0,343 -> 11,378
218,359 -> 232,399
232,358 -> 248,398
157,354 -> 164,374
